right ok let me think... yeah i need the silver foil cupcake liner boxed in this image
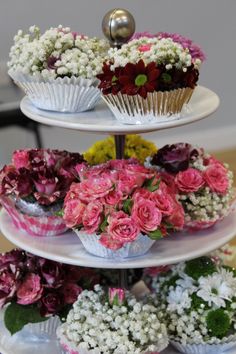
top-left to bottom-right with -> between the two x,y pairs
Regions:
74,230 -> 155,259
102,88 -> 193,125
8,70 -> 100,113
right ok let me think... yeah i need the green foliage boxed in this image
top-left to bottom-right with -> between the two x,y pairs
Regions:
100,216 -> 108,232
144,176 -> 160,192
123,198 -> 133,215
4,302 -> 47,335
191,293 -> 209,310
148,229 -> 163,240
185,257 -> 217,280
206,309 -> 231,338
162,274 -> 180,289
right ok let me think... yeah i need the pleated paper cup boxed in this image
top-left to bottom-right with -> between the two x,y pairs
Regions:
0,196 -> 68,237
102,88 -> 193,125
171,340 -> 236,354
74,230 -> 155,259
8,70 -> 101,113
15,316 -> 61,342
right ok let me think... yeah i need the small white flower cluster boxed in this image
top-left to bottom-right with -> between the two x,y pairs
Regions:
108,37 -> 201,72
57,284 -> 168,353
8,25 -> 109,79
151,258 -> 236,345
179,158 -> 234,224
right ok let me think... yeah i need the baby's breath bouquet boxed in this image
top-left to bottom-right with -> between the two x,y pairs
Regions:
57,285 -> 168,354
84,135 -> 157,165
153,256 -> 236,354
8,25 -> 109,112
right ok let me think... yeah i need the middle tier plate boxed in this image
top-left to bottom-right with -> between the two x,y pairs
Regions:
1,208 -> 235,269
20,85 -> 219,135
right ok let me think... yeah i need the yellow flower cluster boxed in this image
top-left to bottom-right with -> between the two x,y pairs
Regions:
84,135 -> 157,165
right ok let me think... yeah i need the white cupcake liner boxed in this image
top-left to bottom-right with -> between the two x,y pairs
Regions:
171,340 -> 236,354
102,88 -> 193,125
14,316 -> 61,343
74,230 -> 155,259
8,70 -> 100,112
0,196 -> 68,236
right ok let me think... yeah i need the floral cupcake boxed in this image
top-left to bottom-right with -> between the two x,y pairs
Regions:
152,256 -> 236,354
57,285 -> 168,354
8,25 -> 109,112
146,143 -> 235,230
63,159 -> 184,259
0,148 -> 84,236
97,33 -> 204,124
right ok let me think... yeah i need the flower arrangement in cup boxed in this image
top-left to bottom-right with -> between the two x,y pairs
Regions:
0,148 -> 84,236
0,249 -> 99,336
57,285 -> 168,354
97,34 -> 204,124
8,25 -> 109,112
84,134 -> 157,165
63,159 -> 184,258
152,256 -> 236,354
146,143 -> 235,230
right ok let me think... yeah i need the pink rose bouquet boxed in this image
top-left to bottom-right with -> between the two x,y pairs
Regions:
146,143 -> 235,230
63,159 -> 183,258
0,148 -> 84,236
0,249 -> 99,335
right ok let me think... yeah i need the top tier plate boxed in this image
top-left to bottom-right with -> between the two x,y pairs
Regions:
20,86 -> 219,135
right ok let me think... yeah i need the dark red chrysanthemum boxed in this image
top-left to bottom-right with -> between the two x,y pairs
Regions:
119,60 -> 160,98
97,63 -> 122,95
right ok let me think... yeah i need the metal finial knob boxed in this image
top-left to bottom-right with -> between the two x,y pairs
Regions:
102,8 -> 135,47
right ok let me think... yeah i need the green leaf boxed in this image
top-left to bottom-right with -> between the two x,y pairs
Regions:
54,210 -> 64,217
100,216 -> 108,232
161,73 -> 172,83
148,229 -> 163,240
123,198 -> 133,215
4,302 -> 47,335
144,176 -> 160,192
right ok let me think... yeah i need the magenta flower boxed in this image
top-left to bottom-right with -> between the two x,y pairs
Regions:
39,259 -> 64,288
40,292 -> 63,316
108,288 -> 125,306
17,274 -> 43,305
0,271 -> 17,307
62,283 -> 82,304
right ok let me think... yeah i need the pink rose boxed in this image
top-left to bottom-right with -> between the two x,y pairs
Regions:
138,44 -> 152,52
63,199 -> 85,228
17,274 -> 43,305
166,199 -> 184,230
117,171 -> 138,195
103,190 -> 123,206
132,188 -> 152,202
78,176 -> 114,202
124,164 -> 154,187
175,168 -> 204,193
131,198 -> 162,233
62,283 -> 82,304
64,183 -> 81,203
109,288 -> 125,306
204,164 -> 229,194
12,150 -> 30,169
82,200 -> 103,233
0,271 -> 17,307
107,211 -> 140,243
151,191 -> 174,216
159,172 -> 177,194
143,265 -> 170,277
99,233 -> 125,250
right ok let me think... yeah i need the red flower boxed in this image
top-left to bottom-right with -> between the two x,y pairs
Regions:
119,60 -> 160,98
97,63 -> 122,95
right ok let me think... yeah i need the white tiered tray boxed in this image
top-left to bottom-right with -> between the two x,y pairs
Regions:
20,86 -> 219,134
1,208 -> 235,269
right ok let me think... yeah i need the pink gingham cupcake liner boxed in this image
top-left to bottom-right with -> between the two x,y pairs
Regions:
0,196 -> 67,237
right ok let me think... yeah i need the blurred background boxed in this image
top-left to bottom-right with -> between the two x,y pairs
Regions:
0,0 -> 235,166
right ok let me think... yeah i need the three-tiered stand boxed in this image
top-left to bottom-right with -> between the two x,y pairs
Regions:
1,86 -> 236,354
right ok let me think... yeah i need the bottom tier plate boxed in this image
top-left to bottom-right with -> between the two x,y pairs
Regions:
1,208 -> 236,269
